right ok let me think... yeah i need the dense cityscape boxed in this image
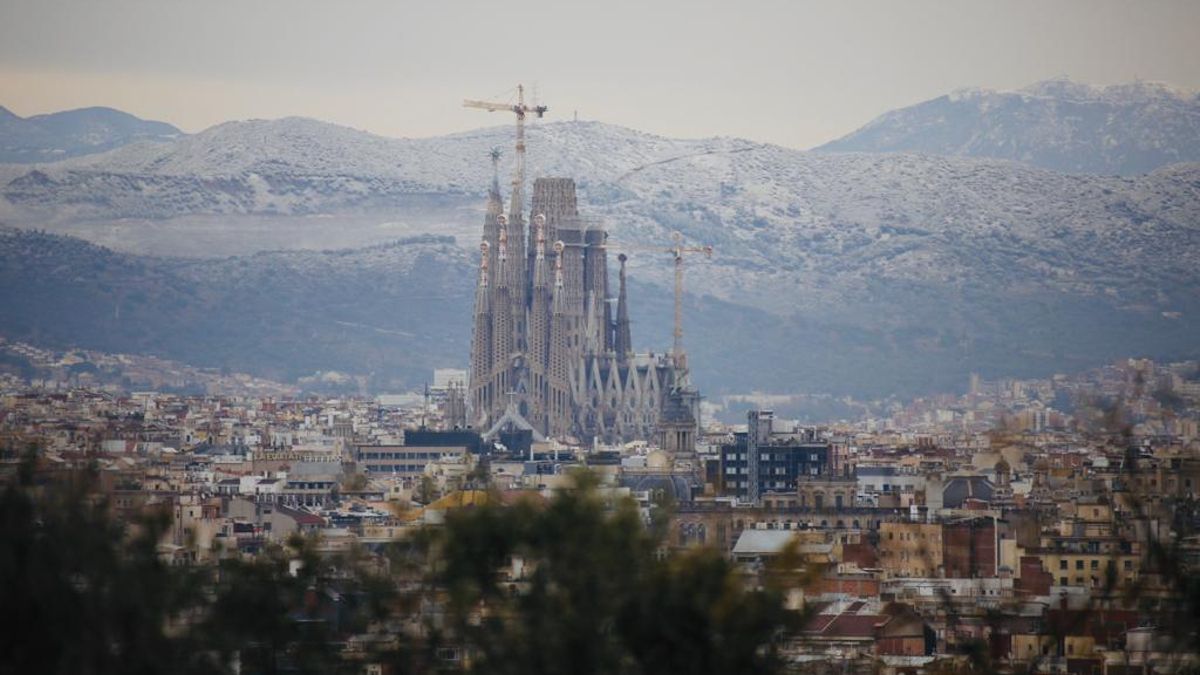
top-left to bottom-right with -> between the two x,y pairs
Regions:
4,341 -> 1200,672
4,2 -> 1200,674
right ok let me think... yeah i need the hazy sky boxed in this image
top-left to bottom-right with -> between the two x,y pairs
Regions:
1,0 -> 1198,149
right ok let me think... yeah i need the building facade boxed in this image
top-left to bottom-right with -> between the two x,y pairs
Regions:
720,411 -> 832,502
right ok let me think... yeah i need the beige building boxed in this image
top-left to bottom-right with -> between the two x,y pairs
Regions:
878,522 -> 944,578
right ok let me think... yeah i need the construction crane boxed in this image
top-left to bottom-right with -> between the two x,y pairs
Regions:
608,231 -> 713,374
463,85 -> 547,219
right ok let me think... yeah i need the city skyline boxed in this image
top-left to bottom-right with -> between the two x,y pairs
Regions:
3,2 -> 1200,670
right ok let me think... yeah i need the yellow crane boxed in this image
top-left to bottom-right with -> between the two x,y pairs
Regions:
608,232 -> 713,374
463,85 -> 547,218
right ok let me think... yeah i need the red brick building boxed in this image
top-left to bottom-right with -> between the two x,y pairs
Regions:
943,517 -> 998,578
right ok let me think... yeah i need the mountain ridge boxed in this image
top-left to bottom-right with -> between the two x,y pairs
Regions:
0,105 -> 182,164
818,78 -> 1200,175
3,116 -> 1198,315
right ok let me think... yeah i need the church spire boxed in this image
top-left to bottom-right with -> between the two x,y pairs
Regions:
489,148 -> 502,199
469,241 -> 493,426
614,253 -> 632,363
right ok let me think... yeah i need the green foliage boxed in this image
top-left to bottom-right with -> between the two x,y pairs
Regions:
0,453 -> 208,675
0,453 -> 382,675
1,462 -> 790,675
199,535 -> 355,675
618,548 -> 792,675
433,474 -> 790,674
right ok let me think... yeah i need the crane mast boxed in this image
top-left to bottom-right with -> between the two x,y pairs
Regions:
667,231 -> 713,373
608,232 -> 713,376
463,85 -> 548,222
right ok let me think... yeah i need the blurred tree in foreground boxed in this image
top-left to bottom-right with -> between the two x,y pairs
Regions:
0,452 -> 206,674
1,458 -> 789,674
433,471 -> 793,675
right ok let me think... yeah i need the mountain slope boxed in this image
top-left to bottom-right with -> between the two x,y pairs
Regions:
4,118 -> 1197,313
817,79 -> 1200,175
0,227 -> 472,389
0,227 -> 1195,398
0,106 -> 182,163
1,113 -> 1198,396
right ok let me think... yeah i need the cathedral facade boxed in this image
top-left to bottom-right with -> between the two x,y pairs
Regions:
468,168 -> 690,444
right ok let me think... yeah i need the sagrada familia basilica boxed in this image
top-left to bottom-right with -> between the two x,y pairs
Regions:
468,157 -> 699,450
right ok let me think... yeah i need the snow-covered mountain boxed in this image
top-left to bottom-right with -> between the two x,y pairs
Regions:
817,79 -> 1200,175
1,110 -> 1198,396
4,116 -> 1196,310
0,117 -> 738,218
0,106 -> 182,164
